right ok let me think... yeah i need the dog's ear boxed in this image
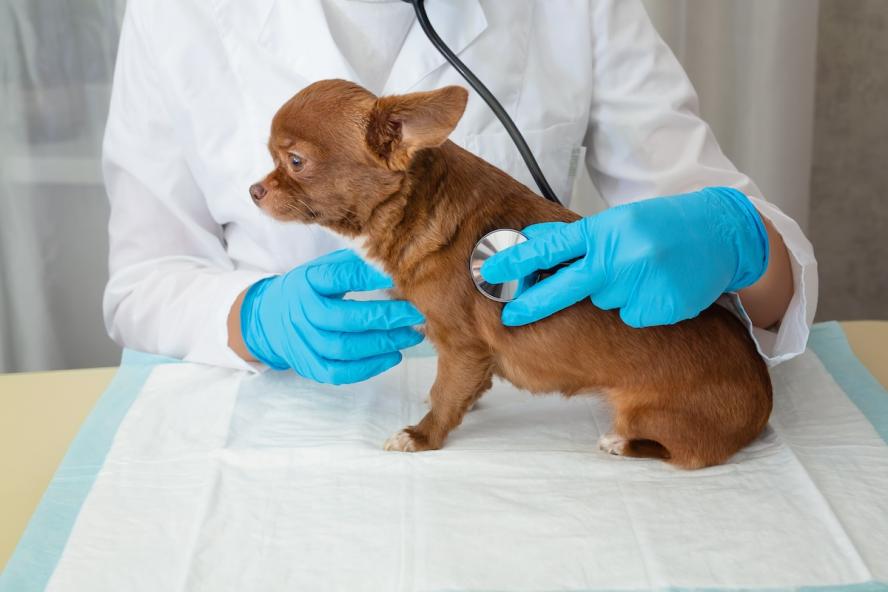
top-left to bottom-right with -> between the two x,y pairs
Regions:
367,86 -> 468,168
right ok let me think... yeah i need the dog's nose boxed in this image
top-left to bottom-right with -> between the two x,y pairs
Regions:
249,183 -> 267,202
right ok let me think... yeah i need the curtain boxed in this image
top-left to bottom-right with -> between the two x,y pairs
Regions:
0,0 -> 126,372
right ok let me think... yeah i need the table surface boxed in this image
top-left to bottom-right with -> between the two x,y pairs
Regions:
1,321 -> 886,572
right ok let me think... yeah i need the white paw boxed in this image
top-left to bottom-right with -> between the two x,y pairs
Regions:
384,430 -> 417,452
598,433 -> 628,456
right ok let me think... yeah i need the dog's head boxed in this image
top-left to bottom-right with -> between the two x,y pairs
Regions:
250,79 -> 468,235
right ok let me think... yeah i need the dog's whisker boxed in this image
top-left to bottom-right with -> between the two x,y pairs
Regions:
295,198 -> 319,218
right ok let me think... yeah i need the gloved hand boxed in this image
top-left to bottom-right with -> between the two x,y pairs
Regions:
480,187 -> 769,328
241,249 -> 425,384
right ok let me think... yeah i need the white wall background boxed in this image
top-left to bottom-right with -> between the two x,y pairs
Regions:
0,0 -> 821,372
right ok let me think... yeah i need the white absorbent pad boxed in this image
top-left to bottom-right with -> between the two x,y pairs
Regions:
7,323 -> 888,591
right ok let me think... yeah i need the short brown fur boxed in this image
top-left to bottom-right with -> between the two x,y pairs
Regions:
254,80 -> 772,469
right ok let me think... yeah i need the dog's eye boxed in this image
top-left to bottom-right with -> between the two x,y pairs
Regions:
289,153 -> 304,171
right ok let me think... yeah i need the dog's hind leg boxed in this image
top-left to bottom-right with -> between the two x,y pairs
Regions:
605,397 -> 732,469
384,348 -> 492,452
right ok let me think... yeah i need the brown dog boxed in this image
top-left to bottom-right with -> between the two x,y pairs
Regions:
250,79 -> 772,469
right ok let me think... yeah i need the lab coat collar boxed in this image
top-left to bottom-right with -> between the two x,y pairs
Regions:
383,0 -> 488,94
214,0 -> 487,96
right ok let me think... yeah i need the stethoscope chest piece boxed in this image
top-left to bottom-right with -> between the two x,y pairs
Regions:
469,229 -> 539,303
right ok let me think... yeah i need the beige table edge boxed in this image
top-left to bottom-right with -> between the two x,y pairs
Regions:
2,321 -> 886,572
1,366 -> 117,572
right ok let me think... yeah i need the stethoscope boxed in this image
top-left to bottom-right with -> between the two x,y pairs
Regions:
402,0 -> 563,302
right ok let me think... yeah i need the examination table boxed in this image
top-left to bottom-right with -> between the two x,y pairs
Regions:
1,321 -> 886,591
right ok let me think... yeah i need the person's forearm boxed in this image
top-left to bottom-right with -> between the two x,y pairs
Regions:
228,288 -> 256,362
738,215 -> 794,329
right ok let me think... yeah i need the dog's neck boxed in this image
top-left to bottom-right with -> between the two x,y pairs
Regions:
358,141 -> 488,285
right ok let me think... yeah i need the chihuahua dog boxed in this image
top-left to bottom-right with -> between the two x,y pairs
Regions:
250,80 -> 772,469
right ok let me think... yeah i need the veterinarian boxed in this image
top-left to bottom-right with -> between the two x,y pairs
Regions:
103,0 -> 816,384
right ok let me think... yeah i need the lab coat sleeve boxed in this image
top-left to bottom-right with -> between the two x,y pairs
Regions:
583,0 -> 818,366
102,3 -> 269,371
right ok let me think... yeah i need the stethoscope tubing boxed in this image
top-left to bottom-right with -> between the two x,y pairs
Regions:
402,0 -> 563,206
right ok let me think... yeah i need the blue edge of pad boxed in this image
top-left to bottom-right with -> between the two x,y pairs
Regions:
2,323 -> 887,592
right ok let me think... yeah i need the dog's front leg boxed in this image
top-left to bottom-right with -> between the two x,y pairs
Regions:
384,348 -> 492,452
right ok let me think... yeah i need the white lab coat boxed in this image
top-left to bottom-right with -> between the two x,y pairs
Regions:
102,0 -> 817,372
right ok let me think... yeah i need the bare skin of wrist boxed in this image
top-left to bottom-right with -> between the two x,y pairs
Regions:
738,215 -> 794,330
228,288 -> 256,362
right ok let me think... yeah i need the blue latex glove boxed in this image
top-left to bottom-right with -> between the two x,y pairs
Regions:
241,249 -> 425,384
480,187 -> 769,328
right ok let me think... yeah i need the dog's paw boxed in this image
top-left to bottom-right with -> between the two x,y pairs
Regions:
598,433 -> 629,456
384,430 -> 419,452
